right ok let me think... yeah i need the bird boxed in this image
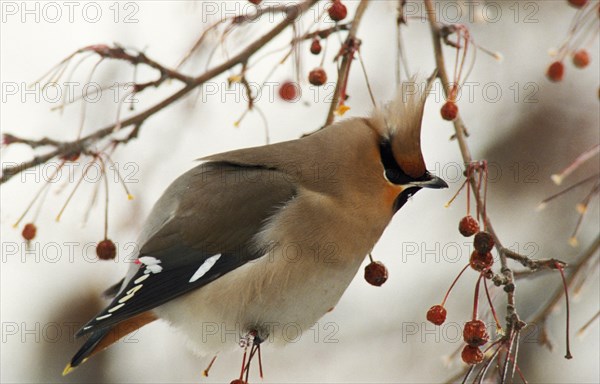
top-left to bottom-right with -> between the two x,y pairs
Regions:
64,74 -> 448,376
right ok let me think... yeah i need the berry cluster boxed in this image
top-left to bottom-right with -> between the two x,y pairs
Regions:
427,161 -> 503,365
439,25 -> 472,122
279,1 -> 349,103
9,147 -> 129,261
546,1 -> 597,82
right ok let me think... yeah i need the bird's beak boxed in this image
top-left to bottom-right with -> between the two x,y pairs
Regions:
411,172 -> 448,189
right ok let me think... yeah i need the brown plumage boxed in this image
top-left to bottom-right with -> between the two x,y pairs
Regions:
65,75 -> 446,374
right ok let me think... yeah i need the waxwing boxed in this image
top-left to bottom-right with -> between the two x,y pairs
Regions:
64,74 -> 447,375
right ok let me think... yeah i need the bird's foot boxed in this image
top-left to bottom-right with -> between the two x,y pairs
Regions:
234,330 -> 264,383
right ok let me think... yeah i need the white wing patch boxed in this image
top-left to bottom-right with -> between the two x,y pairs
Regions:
138,256 -> 163,274
189,254 -> 222,283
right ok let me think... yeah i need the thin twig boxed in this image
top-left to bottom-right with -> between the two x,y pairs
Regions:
526,235 -> 599,330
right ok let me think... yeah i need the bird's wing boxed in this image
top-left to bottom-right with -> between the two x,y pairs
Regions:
77,162 -> 296,336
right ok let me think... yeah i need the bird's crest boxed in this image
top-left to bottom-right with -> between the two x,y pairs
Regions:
371,71 -> 437,178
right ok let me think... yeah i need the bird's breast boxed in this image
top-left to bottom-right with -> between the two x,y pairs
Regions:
155,189 -> 389,354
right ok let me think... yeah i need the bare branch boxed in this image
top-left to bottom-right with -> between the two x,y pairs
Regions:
1,0 -> 319,185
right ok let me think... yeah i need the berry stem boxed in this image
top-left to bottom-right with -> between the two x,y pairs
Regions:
257,344 -> 264,379
473,341 -> 503,383
445,178 -> 468,208
570,182 -> 599,245
97,157 -> 110,240
238,346 -> 248,381
441,263 -> 470,306
539,173 -> 599,208
368,252 -> 374,263
56,157 -> 99,222
556,263 -> 573,359
475,166 -> 482,220
103,151 -> 134,200
456,28 -> 470,85
202,355 -> 217,377
245,344 -> 256,383
552,144 -> 599,185
13,160 -> 65,227
466,164 -> 472,215
483,277 -> 503,332
472,273 -> 484,320
356,49 -> 376,108
482,161 -> 489,230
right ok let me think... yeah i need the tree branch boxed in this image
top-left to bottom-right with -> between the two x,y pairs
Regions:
323,0 -> 370,126
423,0 -> 518,327
1,0 -> 318,185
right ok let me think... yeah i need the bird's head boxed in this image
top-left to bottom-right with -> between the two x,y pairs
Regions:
362,72 -> 448,212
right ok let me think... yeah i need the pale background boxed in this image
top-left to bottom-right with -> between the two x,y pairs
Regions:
1,1 -> 599,383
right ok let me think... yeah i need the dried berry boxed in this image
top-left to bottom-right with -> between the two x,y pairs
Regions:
474,231 -> 495,253
328,0 -> 347,22
440,101 -> 458,121
546,61 -> 564,82
22,223 -> 37,241
96,239 -> 117,260
461,344 -> 484,365
364,261 -> 388,286
567,0 -> 588,8
427,305 -> 447,326
248,0 -> 262,5
308,67 -> 327,86
310,39 -> 321,55
310,39 -> 322,55
469,250 -> 494,272
459,215 -> 480,237
230,380 -> 247,384
278,81 -> 299,102
572,49 -> 590,68
463,320 -> 490,346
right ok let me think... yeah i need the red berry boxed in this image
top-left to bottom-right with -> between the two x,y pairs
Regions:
310,38 -> 322,55
278,81 -> 299,102
458,215 -> 480,237
546,61 -> 564,82
474,231 -> 495,253
96,239 -> 117,260
364,261 -> 388,286
440,101 -> 458,121
248,0 -> 262,5
461,345 -> 484,365
572,49 -> 590,68
427,305 -> 447,325
469,250 -> 494,272
463,320 -> 490,346
230,380 -> 247,384
328,0 -> 347,22
22,223 -> 37,241
308,67 -> 327,86
567,0 -> 588,7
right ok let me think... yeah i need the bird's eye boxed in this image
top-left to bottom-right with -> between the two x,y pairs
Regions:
379,140 -> 412,185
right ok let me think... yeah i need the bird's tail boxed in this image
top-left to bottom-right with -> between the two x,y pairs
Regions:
63,311 -> 157,375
